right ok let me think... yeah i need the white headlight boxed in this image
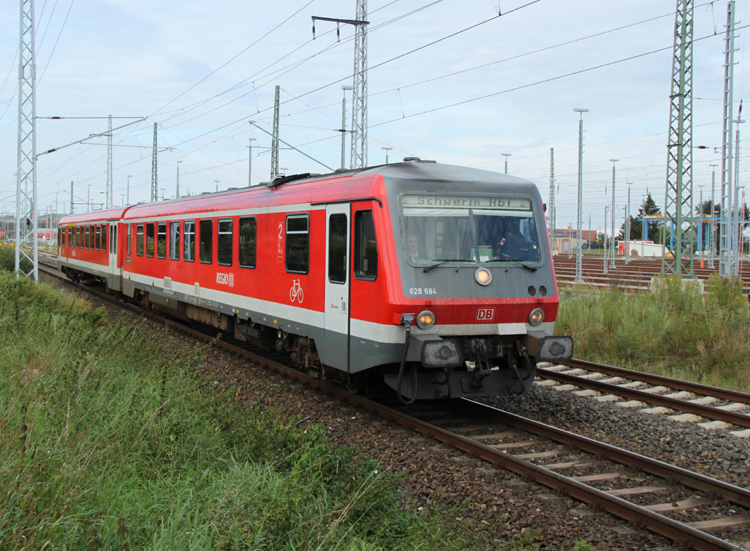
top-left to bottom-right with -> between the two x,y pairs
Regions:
474,268 -> 492,286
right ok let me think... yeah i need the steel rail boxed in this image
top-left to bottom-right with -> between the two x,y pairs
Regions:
564,358 -> 750,405
37,266 -> 745,550
537,368 -> 750,429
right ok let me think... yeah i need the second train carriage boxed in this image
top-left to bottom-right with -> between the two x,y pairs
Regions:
58,159 -> 573,400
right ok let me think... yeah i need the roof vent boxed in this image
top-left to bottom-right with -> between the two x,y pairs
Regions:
403,156 -> 421,162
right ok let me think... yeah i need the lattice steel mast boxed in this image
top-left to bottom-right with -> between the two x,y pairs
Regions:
661,0 -> 695,277
271,85 -> 280,180
720,1 -> 738,277
106,114 -> 113,208
350,0 -> 368,168
15,0 -> 38,281
151,123 -> 158,202
548,148 -> 556,254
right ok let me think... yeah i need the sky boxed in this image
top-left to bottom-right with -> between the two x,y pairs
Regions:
1,0 -> 749,231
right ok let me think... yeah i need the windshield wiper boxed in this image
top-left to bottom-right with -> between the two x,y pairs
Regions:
486,259 -> 538,272
423,259 -> 455,273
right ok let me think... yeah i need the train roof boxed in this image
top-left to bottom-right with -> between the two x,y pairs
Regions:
59,160 -> 540,223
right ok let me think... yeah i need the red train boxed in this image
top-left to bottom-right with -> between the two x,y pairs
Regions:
57,159 -> 572,401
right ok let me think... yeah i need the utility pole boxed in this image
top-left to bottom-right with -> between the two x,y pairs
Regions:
548,148 -> 556,255
127,175 -> 131,204
215,180 -> 220,193
609,159 -> 618,268
70,181 -> 74,214
246,139 -> 255,186
151,122 -> 158,202
15,0 -> 38,280
271,85 -> 280,180
604,206 -> 610,275
588,214 -> 591,255
574,108 -> 588,284
106,114 -> 113,208
340,85 -> 353,168
502,153 -> 511,174
720,1 -> 737,277
176,160 -> 182,198
626,182 -> 632,264
733,116 -> 744,274
382,146 -> 392,165
710,162 -> 718,268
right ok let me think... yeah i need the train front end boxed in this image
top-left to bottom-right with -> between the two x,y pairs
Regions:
378,161 -> 573,401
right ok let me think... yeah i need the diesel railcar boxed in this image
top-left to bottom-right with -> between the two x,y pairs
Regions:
57,159 -> 572,401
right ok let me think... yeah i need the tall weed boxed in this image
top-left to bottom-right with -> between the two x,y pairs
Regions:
0,272 -> 470,550
557,277 -> 750,391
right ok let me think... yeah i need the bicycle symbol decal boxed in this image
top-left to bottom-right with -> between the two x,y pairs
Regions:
290,279 -> 304,303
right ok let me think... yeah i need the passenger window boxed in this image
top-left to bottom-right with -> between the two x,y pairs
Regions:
111,226 -> 116,254
102,225 -> 107,252
127,224 -> 132,255
157,222 -> 167,259
184,221 -> 195,262
170,222 -> 180,261
218,218 -> 232,266
146,223 -> 155,258
328,213 -> 347,284
136,224 -> 144,256
286,214 -> 309,273
199,219 -> 212,264
86,226 -> 91,249
238,217 -> 256,268
355,210 -> 378,280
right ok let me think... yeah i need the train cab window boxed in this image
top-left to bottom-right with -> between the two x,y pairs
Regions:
285,214 -> 309,274
169,222 -> 180,261
199,219 -> 212,264
328,214 -> 347,284
238,217 -> 256,268
400,195 -> 541,265
157,222 -> 167,259
136,224 -> 144,256
184,221 -> 195,262
146,223 -> 155,258
218,219 -> 232,266
355,210 -> 378,280
127,224 -> 132,255
102,225 -> 107,252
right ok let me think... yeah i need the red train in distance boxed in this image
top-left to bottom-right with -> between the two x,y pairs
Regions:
57,159 -> 573,401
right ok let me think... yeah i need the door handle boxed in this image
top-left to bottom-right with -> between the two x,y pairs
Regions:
342,301 -> 346,313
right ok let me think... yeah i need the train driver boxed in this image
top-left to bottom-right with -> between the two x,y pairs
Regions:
406,233 -> 422,262
495,220 -> 529,261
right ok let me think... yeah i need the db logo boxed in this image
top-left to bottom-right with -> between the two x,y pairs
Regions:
476,308 -> 495,321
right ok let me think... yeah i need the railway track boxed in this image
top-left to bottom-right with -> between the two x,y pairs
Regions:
537,360 -> 750,434
34,260 -> 750,550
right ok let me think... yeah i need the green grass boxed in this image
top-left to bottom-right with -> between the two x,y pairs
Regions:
0,272 -> 474,550
556,275 -> 750,392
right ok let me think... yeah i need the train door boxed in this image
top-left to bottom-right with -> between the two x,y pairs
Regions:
107,221 -> 119,290
323,204 -> 351,371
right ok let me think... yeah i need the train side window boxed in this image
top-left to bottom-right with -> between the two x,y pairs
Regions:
87,226 -> 91,249
184,220 -> 195,262
97,225 -> 102,250
199,219 -> 212,264
218,218 -> 232,266
354,210 -> 378,280
111,226 -> 116,254
157,222 -> 167,259
169,221 -> 180,261
328,213 -> 347,284
136,224 -> 144,256
285,214 -> 309,274
75,227 -> 78,248
238,217 -> 256,268
127,224 -> 131,255
102,225 -> 107,252
146,223 -> 155,258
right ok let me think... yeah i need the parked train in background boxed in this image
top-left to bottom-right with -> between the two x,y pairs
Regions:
57,159 -> 573,401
